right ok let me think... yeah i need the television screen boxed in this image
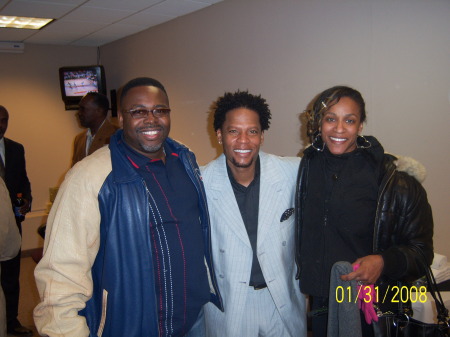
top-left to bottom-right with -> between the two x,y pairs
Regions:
62,69 -> 100,96
59,65 -> 106,110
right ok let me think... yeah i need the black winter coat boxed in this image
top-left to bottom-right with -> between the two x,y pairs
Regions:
295,136 -> 433,296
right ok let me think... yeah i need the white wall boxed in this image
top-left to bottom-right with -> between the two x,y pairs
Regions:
100,0 -> 450,257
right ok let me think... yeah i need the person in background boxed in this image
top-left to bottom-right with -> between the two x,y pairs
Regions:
0,105 -> 32,337
0,178 -> 21,337
71,91 -> 119,167
202,90 -> 307,336
295,86 -> 433,337
34,77 -> 223,337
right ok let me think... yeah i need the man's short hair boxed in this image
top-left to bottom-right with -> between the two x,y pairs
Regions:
84,92 -> 110,115
0,105 -> 8,115
212,90 -> 271,131
120,77 -> 168,105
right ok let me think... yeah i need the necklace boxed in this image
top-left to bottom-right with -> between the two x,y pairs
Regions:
323,150 -> 348,182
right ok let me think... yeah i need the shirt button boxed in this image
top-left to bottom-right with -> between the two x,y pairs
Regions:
282,241 -> 287,246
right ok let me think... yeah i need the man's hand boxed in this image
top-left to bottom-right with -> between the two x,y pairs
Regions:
340,255 -> 384,284
19,198 -> 31,215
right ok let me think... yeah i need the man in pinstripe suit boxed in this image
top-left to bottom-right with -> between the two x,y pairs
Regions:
202,91 -> 307,336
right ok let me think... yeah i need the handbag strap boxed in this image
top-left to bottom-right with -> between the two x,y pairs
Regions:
415,248 -> 449,324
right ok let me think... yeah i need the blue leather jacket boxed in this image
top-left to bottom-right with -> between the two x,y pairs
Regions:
81,130 -> 223,337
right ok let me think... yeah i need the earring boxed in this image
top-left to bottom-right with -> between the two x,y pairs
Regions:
311,132 -> 325,152
357,135 -> 371,149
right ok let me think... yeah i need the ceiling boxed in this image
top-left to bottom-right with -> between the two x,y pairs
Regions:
0,0 -> 222,47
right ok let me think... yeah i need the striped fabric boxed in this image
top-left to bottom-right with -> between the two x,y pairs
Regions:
201,152 -> 307,337
127,145 -> 209,337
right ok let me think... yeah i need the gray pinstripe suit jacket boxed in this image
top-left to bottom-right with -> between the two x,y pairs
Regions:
201,151 -> 307,337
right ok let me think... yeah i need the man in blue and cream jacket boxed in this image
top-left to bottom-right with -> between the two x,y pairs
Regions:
34,77 -> 222,337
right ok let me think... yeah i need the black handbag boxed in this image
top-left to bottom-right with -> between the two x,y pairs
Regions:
377,251 -> 450,337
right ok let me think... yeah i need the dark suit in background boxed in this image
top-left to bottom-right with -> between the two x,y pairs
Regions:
1,137 -> 32,332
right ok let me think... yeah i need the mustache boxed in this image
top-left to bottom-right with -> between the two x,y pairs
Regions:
137,125 -> 163,132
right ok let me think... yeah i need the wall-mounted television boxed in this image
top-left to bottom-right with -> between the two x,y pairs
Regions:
59,65 -> 106,110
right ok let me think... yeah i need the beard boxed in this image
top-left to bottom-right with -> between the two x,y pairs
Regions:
136,125 -> 166,154
139,141 -> 163,154
230,156 -> 254,169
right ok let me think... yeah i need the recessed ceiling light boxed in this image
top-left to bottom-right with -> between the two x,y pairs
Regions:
0,16 -> 54,30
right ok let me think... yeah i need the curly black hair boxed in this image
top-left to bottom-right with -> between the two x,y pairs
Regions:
212,90 -> 271,131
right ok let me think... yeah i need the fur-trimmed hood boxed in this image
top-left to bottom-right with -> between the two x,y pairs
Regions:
392,154 -> 427,183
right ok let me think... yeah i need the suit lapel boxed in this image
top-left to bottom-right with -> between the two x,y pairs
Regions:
89,122 -> 106,155
89,120 -> 115,154
209,155 -> 251,247
4,138 -> 15,172
257,153 -> 284,248
78,133 -> 88,157
4,138 -> 11,166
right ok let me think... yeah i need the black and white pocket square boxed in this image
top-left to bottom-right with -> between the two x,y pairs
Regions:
280,208 -> 294,222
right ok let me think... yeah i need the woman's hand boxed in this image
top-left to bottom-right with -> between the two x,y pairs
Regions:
340,255 -> 384,284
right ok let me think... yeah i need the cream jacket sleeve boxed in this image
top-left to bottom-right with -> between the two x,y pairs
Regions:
33,147 -> 112,337
1,178 -> 21,337
0,178 -> 20,262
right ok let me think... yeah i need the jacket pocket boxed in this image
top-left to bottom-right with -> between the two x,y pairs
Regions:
280,217 -> 295,247
97,289 -> 108,337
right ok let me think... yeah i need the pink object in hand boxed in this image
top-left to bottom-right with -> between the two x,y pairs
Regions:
353,264 -> 379,324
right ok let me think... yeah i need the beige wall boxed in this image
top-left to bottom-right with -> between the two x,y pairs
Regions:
1,0 -> 449,256
101,0 -> 450,257
0,44 -> 98,249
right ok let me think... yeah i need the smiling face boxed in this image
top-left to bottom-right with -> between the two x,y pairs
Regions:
321,96 -> 363,155
119,85 -> 170,160
217,107 -> 264,173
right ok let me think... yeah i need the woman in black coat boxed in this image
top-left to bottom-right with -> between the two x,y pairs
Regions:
295,86 -> 433,337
